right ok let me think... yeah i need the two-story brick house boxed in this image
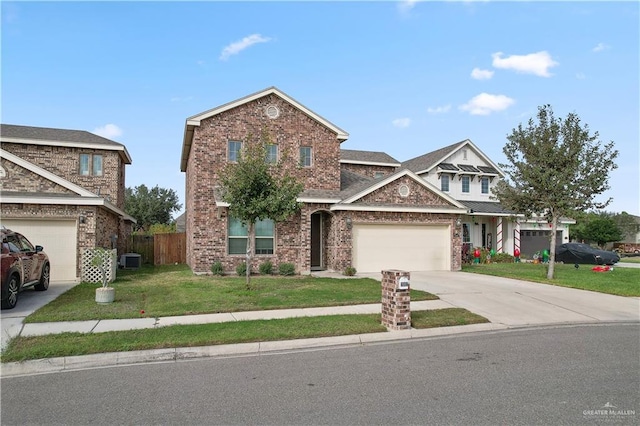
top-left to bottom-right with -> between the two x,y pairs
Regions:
180,87 -> 469,275
0,124 -> 135,281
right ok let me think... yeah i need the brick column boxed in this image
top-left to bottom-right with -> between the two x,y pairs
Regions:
381,270 -> 411,330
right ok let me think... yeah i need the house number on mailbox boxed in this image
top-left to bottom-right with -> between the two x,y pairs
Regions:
398,276 -> 409,290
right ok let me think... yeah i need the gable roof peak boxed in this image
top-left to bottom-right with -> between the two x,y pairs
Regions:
181,87 -> 349,171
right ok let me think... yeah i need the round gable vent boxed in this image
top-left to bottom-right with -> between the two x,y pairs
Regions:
398,184 -> 410,197
265,105 -> 280,119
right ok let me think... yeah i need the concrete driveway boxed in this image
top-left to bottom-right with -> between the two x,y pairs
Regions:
407,271 -> 640,327
1,281 -> 79,352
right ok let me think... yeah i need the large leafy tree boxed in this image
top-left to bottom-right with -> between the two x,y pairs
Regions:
570,210 -> 625,247
493,105 -> 618,279
583,217 -> 623,248
125,184 -> 182,231
219,130 -> 303,288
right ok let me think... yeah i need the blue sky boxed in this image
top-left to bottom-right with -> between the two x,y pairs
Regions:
2,1 -> 638,217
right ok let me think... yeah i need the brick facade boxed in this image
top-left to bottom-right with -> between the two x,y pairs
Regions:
340,163 -> 397,179
1,137 -> 132,279
2,143 -> 126,209
185,93 -> 343,274
183,89 -> 463,275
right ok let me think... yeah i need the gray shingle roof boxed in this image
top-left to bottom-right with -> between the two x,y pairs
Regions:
2,123 -> 132,164
340,149 -> 400,165
401,140 -> 468,173
458,200 -> 515,215
1,124 -> 125,148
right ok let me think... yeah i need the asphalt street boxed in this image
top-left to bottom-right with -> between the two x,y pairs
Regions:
1,323 -> 638,425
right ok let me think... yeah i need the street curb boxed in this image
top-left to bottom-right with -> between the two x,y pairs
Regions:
0,322 -> 507,378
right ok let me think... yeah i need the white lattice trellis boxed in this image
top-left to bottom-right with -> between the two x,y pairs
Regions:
82,248 -> 117,284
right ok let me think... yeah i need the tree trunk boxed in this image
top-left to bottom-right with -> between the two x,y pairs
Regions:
547,215 -> 558,280
246,221 -> 254,290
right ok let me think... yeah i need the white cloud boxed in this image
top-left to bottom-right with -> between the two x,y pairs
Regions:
471,68 -> 494,80
459,93 -> 515,116
219,34 -> 272,61
392,117 -> 411,128
592,42 -> 610,53
397,0 -> 419,15
491,51 -> 559,77
576,72 -> 586,80
93,124 -> 123,139
427,105 -> 451,114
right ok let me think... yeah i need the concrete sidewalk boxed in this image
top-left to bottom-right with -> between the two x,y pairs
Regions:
18,299 -> 453,337
2,270 -> 638,378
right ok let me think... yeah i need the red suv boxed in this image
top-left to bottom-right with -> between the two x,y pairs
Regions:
1,227 -> 50,309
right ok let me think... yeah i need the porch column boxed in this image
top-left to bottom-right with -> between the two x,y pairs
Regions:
514,221 -> 521,255
496,217 -> 503,253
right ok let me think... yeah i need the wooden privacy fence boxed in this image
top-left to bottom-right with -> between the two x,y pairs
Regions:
131,233 -> 186,265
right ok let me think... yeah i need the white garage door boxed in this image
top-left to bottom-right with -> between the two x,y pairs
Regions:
1,219 -> 78,282
353,224 -> 451,273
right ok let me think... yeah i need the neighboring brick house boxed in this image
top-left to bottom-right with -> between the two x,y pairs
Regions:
403,140 -> 575,257
180,87 -> 469,274
0,124 -> 135,281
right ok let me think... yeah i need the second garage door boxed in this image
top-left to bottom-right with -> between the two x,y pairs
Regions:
1,219 -> 78,282
352,224 -> 451,273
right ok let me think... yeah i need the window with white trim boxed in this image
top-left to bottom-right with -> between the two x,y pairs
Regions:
441,174 -> 450,192
461,176 -> 470,193
481,177 -> 489,194
300,146 -> 312,167
228,140 -> 242,162
228,217 -> 274,255
266,144 -> 278,164
255,219 -> 274,254
79,154 -> 103,176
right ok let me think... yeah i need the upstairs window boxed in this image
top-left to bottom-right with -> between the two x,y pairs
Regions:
481,177 -> 489,194
461,176 -> 470,193
300,146 -> 312,167
228,140 -> 242,162
441,174 -> 450,192
79,154 -> 103,176
266,144 -> 278,164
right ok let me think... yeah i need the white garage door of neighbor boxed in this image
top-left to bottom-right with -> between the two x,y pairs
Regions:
353,224 -> 451,273
1,219 -> 78,282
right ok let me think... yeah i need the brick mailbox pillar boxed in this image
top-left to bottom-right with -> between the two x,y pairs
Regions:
381,269 -> 411,330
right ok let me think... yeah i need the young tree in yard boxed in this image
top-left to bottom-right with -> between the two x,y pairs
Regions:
219,131 -> 303,288
493,105 -> 618,279
125,184 -> 182,231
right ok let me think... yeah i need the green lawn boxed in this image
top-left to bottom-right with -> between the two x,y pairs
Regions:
26,264 -> 437,323
462,262 -> 640,297
2,309 -> 488,362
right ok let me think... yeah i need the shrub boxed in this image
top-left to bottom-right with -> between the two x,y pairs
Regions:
343,266 -> 357,276
236,262 -> 247,276
492,253 -> 515,263
210,261 -> 224,276
259,260 -> 273,275
278,263 -> 296,276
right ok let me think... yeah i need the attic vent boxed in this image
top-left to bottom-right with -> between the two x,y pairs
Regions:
398,184 -> 410,197
265,105 -> 280,119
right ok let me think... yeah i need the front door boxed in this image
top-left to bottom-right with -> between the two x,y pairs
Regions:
311,212 -> 323,270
